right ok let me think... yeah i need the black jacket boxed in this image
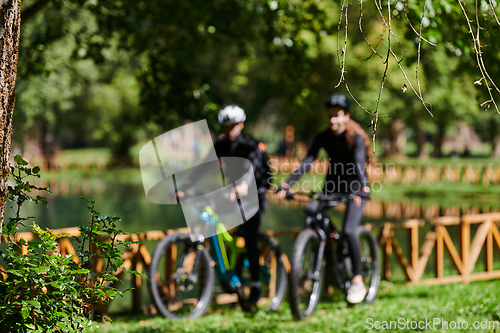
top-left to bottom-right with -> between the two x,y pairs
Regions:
180,133 -> 270,193
286,129 -> 368,193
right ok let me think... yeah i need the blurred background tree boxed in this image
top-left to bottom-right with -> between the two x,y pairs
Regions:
11,0 -> 500,167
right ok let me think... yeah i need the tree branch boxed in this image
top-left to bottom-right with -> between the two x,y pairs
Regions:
415,0 -> 429,114
359,0 -> 383,59
403,2 -> 437,46
458,0 -> 499,114
336,0 -> 349,88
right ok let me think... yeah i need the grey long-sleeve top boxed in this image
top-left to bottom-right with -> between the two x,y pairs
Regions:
286,129 -> 369,193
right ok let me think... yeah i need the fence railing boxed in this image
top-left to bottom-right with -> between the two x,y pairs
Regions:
269,156 -> 500,185
380,213 -> 500,285
2,212 -> 500,314
265,192 -> 500,220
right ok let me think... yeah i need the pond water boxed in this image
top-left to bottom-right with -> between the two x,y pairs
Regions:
8,178 -> 500,233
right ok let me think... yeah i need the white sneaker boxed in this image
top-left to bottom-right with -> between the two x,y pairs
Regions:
346,282 -> 367,304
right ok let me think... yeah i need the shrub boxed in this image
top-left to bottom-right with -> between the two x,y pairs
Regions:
0,155 -> 144,332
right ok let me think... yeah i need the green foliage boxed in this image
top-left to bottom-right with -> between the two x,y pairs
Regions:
4,154 -> 50,237
0,224 -> 92,332
15,0 -> 142,164
0,156 -> 144,332
14,0 -> 500,161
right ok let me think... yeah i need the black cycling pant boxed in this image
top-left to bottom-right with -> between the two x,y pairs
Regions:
341,200 -> 366,277
239,194 -> 266,282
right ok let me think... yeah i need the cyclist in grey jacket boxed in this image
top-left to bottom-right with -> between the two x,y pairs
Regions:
277,93 -> 374,304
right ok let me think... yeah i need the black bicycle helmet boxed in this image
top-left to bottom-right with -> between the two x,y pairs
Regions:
324,93 -> 351,110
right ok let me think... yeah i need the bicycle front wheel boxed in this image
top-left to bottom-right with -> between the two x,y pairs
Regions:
148,233 -> 214,319
357,226 -> 380,304
289,229 -> 324,320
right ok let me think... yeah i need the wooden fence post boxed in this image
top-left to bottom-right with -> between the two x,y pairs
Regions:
382,223 -> 392,280
460,218 -> 469,282
435,225 -> 443,279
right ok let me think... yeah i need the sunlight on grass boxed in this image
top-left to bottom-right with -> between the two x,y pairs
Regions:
87,279 -> 500,333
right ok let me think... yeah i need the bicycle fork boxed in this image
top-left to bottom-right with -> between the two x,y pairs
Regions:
176,243 -> 205,290
312,227 -> 328,281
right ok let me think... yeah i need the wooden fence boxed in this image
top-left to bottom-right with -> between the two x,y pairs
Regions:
380,213 -> 500,285
2,213 -> 500,314
269,156 -> 500,185
265,192 -> 500,220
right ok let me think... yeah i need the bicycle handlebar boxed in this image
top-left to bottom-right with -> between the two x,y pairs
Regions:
283,190 -> 371,202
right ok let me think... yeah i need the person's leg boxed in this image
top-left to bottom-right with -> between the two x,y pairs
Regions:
342,200 -> 365,277
239,195 -> 266,303
241,195 -> 266,282
343,200 -> 367,304
241,214 -> 261,281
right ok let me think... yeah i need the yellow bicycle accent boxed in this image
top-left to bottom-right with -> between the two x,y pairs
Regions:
217,222 -> 233,243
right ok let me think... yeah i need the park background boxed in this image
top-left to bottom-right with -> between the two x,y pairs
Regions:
3,0 -> 500,331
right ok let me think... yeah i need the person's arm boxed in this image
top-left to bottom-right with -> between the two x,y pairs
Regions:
239,143 -> 263,187
284,134 -> 322,187
353,134 -> 369,190
176,144 -> 219,196
284,155 -> 315,185
226,140 -> 265,201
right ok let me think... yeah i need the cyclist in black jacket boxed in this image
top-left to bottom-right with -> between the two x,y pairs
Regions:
277,93 -> 373,304
177,105 -> 269,304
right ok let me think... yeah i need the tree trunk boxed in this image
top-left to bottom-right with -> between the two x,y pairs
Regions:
459,122 -> 472,157
40,117 -> 56,170
109,134 -> 134,167
0,0 -> 22,241
490,119 -> 500,158
431,123 -> 445,157
389,119 -> 406,158
415,122 -> 428,158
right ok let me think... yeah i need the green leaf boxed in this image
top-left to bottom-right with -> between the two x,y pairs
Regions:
32,166 -> 40,174
14,154 -> 28,166
124,268 -> 148,278
49,281 -> 61,288
104,317 -> 113,323
34,266 -> 49,274
21,307 -> 30,319
28,300 -> 40,308
75,268 -> 90,274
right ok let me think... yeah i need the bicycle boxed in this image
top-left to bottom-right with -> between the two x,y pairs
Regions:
286,191 -> 380,320
148,192 -> 287,319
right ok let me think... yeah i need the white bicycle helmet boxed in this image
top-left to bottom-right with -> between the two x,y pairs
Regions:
218,105 -> 246,125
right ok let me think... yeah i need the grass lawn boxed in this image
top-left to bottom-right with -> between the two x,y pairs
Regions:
87,279 -> 500,333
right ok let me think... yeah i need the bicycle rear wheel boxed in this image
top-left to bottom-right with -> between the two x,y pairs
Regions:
236,233 -> 287,312
289,229 -> 324,320
148,233 -> 214,319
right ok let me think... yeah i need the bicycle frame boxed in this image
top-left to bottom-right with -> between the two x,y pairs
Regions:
198,205 -> 270,292
300,192 -> 357,290
171,198 -> 276,310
